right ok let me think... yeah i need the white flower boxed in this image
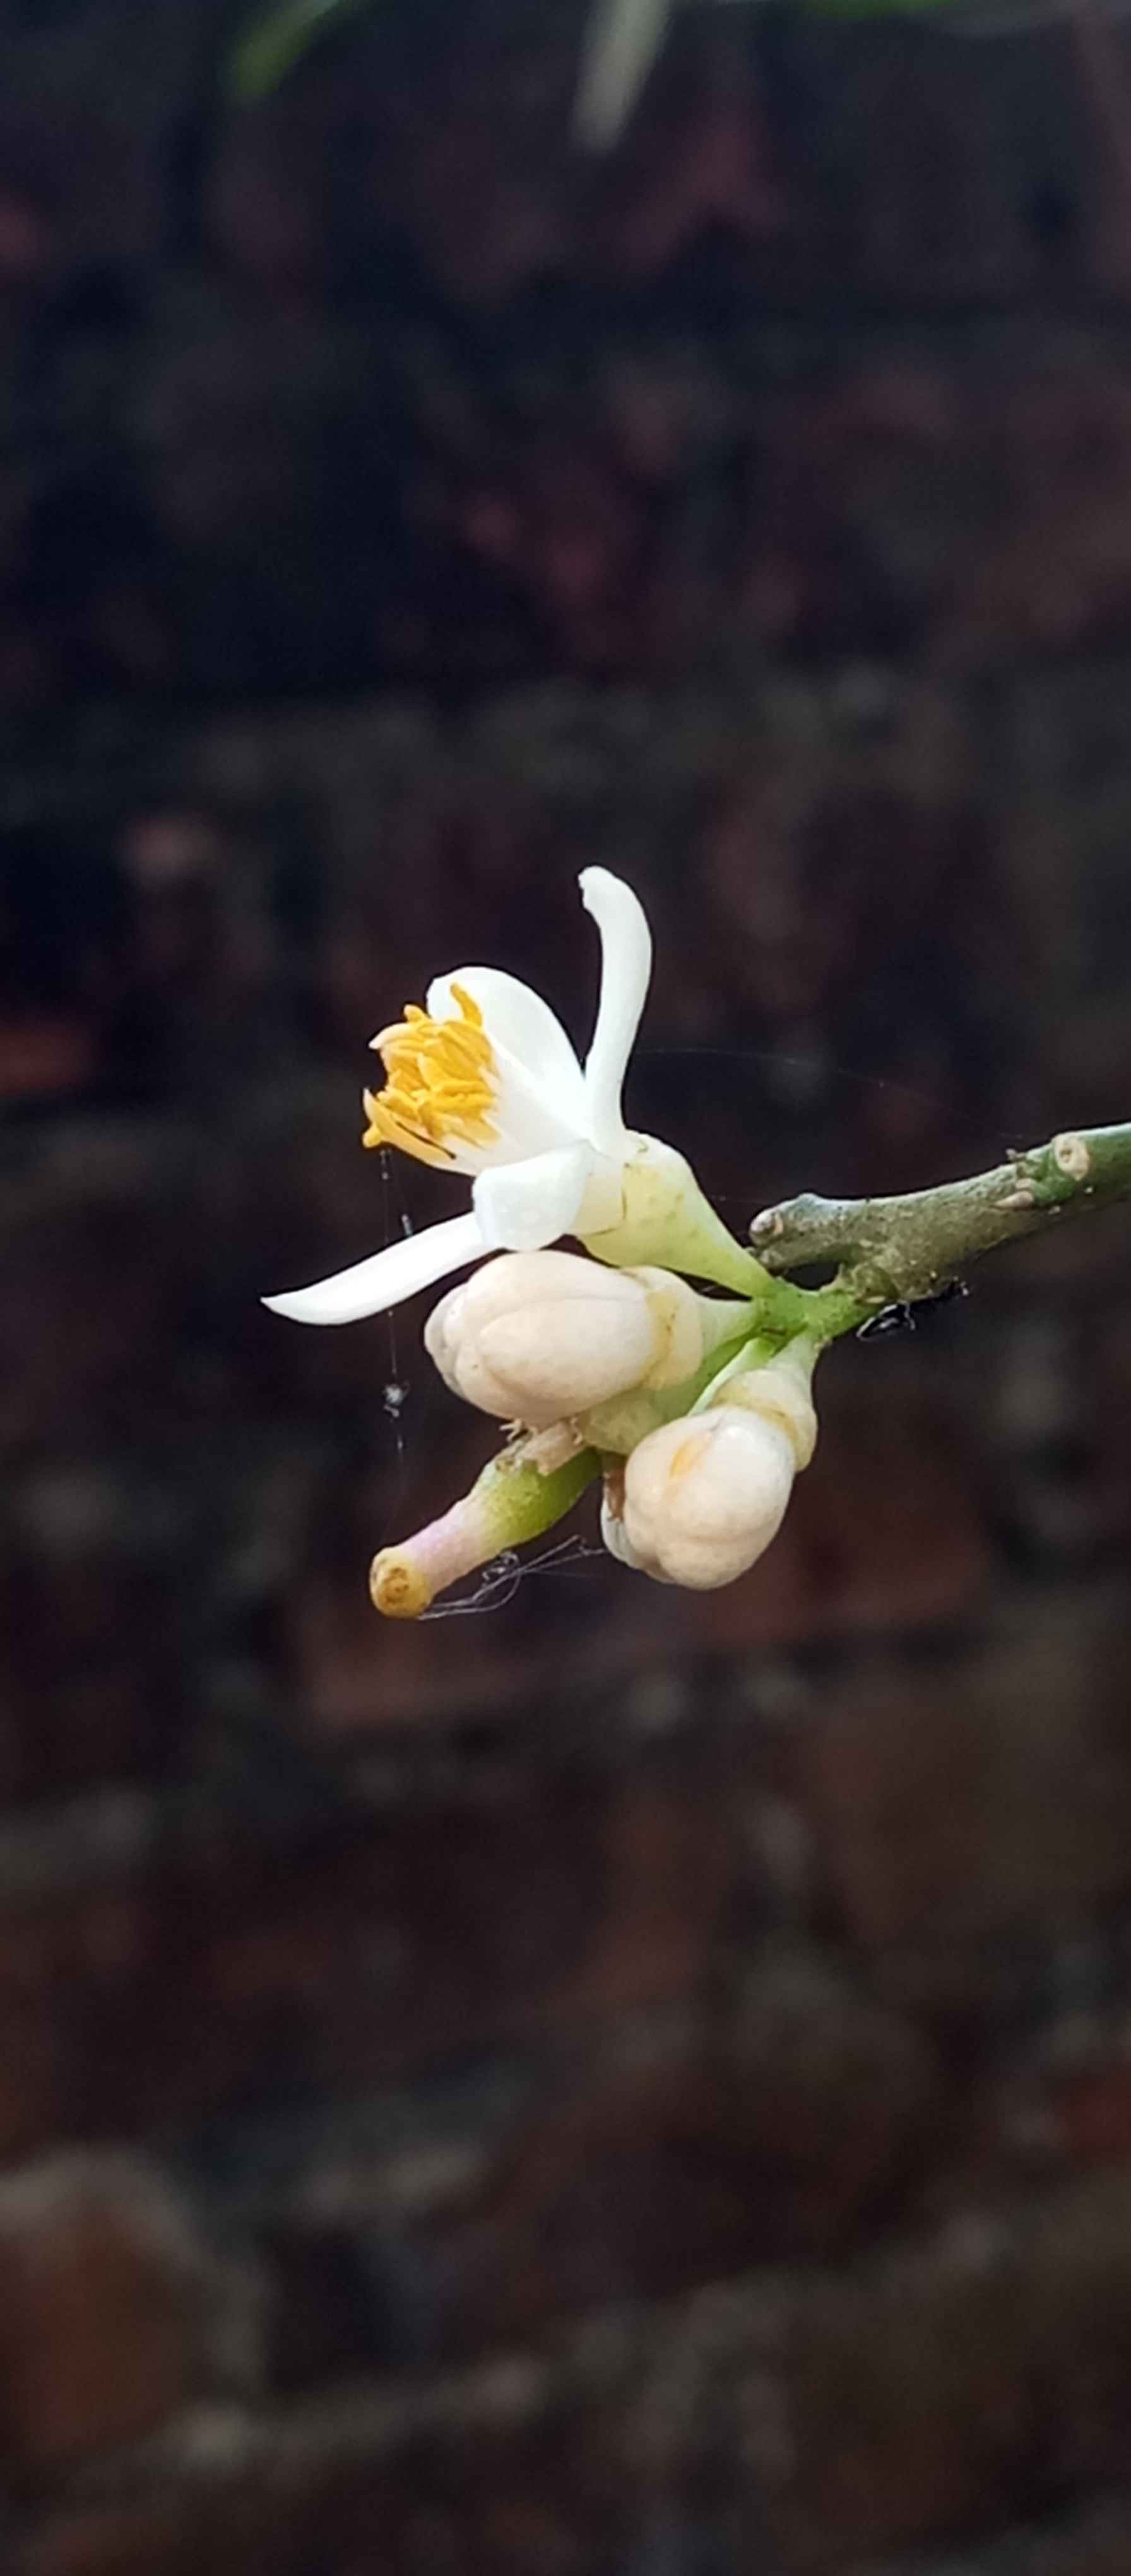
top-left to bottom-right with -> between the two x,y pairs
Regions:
425,1249 -> 742,1431
602,1340 -> 817,1590
264,868 -> 766,1326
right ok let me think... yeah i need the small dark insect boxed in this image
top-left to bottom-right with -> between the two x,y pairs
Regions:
856,1279 -> 969,1342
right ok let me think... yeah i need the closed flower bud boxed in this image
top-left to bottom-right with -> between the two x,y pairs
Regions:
600,1463 -> 674,1583
723,1343 -> 818,1470
424,1249 -> 737,1431
371,1440 -> 596,1618
605,1337 -> 818,1591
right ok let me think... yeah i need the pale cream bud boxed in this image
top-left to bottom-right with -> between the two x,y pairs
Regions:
600,1465 -> 675,1583
615,1407 -> 796,1589
607,1337 -> 818,1591
423,1249 -> 722,1431
721,1342 -> 818,1469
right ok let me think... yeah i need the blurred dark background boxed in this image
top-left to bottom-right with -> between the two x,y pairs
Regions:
4,1 -> 1131,2570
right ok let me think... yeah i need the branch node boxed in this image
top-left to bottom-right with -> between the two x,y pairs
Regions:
745,1123 -> 1130,1344
1052,1131 -> 1093,1183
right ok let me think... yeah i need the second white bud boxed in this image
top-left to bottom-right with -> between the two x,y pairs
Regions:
605,1340 -> 819,1591
424,1249 -> 730,1430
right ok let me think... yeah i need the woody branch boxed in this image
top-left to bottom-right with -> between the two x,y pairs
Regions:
749,1123 -> 1131,1341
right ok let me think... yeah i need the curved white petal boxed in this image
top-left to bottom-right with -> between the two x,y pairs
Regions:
263,1209 -> 487,1325
427,967 -> 587,1123
575,0 -> 673,151
473,1142 -> 594,1252
579,868 -> 652,1159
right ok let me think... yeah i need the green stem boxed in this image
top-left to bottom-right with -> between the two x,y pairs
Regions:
749,1121 -> 1131,1343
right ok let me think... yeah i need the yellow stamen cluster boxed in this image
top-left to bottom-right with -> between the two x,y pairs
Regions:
362,984 -> 499,1166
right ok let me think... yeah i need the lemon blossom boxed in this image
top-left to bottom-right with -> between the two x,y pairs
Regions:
425,1249 -> 750,1431
263,868 -> 767,1327
370,1440 -> 598,1621
367,1330 -> 820,1619
601,1340 -> 818,1591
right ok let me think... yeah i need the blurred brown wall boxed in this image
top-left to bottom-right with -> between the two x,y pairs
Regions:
3,3 -> 1131,2571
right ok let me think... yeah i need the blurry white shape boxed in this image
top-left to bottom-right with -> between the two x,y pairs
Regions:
574,0 -> 675,148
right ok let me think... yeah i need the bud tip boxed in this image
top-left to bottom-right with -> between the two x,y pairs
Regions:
369,1549 -> 434,1619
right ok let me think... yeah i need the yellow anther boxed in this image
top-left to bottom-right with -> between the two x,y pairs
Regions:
362,984 -> 499,1163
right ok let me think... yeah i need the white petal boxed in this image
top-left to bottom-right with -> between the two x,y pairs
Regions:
263,1209 -> 487,1325
574,0 -> 674,150
579,868 -> 652,1159
472,1143 -> 594,1252
473,1059 -> 585,1165
427,967 -> 587,1123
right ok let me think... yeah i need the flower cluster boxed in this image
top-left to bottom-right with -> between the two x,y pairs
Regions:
266,869 -> 820,1616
